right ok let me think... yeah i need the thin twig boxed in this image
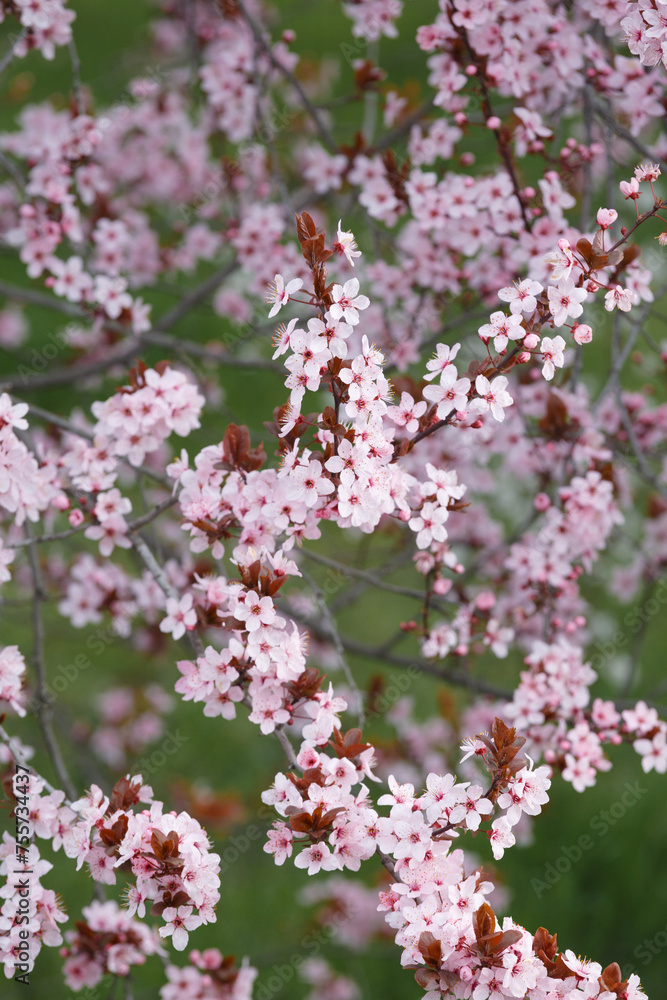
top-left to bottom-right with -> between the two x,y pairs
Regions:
130,532 -> 205,658
594,99 -> 667,177
300,566 -> 364,726
300,547 -> 454,606
274,726 -> 299,769
68,37 -> 86,115
25,527 -> 79,800
0,31 -> 25,77
372,98 -> 436,153
236,0 -> 338,154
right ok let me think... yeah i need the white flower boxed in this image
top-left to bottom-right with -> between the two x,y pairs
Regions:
497,278 -> 543,315
333,219 -> 362,266
329,278 -> 370,326
539,335 -> 566,380
547,280 -> 587,327
159,594 -> 197,640
470,374 -> 514,422
266,274 -> 303,318
422,366 -> 470,417
604,284 -> 637,313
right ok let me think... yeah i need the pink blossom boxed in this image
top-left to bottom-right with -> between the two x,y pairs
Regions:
159,594 -> 197,640
470,375 -> 514,422
547,280 -> 587,327
294,843 -> 339,875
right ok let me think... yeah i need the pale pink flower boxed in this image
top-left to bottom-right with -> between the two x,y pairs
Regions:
329,278 -> 370,326
159,594 -> 197,640
539,335 -> 566,380
332,220 -> 362,266
547,280 -> 587,327
266,274 -> 303,318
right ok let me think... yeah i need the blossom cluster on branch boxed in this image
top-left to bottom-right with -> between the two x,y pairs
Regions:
1,0 -> 667,997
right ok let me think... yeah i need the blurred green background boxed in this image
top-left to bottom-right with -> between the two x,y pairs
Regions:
1,1 -> 667,997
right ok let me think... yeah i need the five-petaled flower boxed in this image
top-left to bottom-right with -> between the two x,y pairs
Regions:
329,278 -> 370,326
160,594 -> 197,640
266,273 -> 304,318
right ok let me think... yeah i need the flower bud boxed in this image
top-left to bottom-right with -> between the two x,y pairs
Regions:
475,591 -> 496,611
596,207 -> 618,229
572,323 -> 593,345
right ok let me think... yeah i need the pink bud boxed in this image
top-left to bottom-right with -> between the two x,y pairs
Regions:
460,152 -> 475,166
454,112 -> 467,126
523,333 -> 540,349
596,207 -> 618,229
69,509 -> 85,527
486,115 -> 501,130
534,492 -> 551,511
398,509 -> 411,521
465,64 -> 477,76
572,323 -> 593,345
471,419 -> 483,429
433,577 -> 451,596
52,493 -> 70,511
282,29 -> 296,43
522,186 -> 535,199
517,351 -> 531,364
475,591 -> 496,611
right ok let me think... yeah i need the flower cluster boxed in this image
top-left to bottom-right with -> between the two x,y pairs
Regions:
4,0 -> 75,61
87,684 -> 173,769
58,776 -> 220,951
0,394 -> 58,525
0,645 -> 27,717
60,900 -> 161,989
0,839 -> 67,979
1,0 -> 667,994
90,362 -> 205,469
160,949 -> 258,1000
